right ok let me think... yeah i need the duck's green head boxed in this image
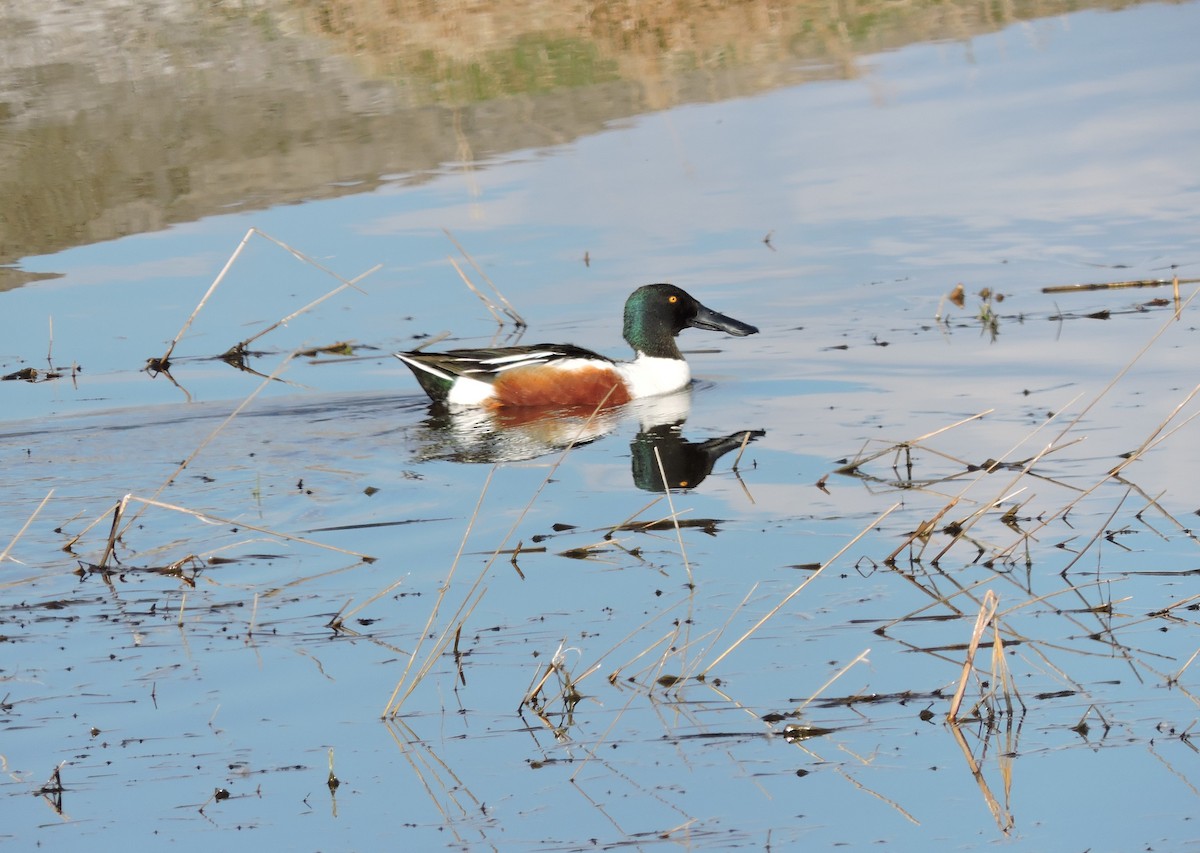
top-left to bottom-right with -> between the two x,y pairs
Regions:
622,283 -> 758,359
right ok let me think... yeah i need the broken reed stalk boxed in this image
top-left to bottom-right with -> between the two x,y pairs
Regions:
98,495 -> 130,568
442,228 -> 527,327
947,589 -> 999,721
701,502 -> 900,677
1,489 -> 54,565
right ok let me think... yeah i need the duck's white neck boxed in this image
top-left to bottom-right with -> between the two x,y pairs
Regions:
616,353 -> 690,399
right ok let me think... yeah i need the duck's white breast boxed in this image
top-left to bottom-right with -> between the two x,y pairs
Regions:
616,355 -> 690,399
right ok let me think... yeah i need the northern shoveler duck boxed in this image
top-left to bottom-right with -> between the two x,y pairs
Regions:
395,283 -> 758,407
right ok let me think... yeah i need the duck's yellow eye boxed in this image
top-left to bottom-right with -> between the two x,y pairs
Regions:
668,295 -> 678,303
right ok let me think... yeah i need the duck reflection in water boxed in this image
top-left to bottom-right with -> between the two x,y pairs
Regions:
629,422 -> 764,493
410,388 -> 763,492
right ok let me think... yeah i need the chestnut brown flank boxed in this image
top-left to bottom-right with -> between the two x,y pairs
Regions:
490,365 -> 631,408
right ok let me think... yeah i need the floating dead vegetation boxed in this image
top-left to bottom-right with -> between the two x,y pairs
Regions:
934,270 -> 1198,340
3,318 -> 82,384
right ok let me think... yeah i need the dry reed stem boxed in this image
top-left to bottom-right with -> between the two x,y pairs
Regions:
947,589 -> 999,721
336,576 -> 409,625
406,330 -> 451,353
683,583 -> 761,681
958,294 -> 1200,569
384,388 -> 619,716
910,410 -> 994,444
123,351 -> 299,533
919,397 -> 1084,565
568,685 -> 649,784
397,590 -> 487,703
157,227 -> 372,367
652,445 -> 691,584
1010,289 -> 1200,542
1042,276 -> 1200,293
836,410 -> 993,474
993,576 -> 1121,620
123,495 -> 373,560
443,228 -> 526,327
1171,648 -> 1200,684
251,229 -> 371,296
382,465 -> 496,717
1055,487 -> 1131,577
608,628 -> 682,685
946,721 -> 1013,833
731,430 -> 754,471
1,489 -> 54,566
879,575 -> 997,632
884,496 -> 960,564
159,228 -> 255,366
833,766 -> 921,825
1126,408 -> 1200,462
447,256 -> 504,325
235,262 -> 382,351
701,502 -> 900,677
988,619 -> 1016,716
1108,378 -> 1200,476
98,495 -> 130,569
590,588 -> 707,686
605,496 -> 665,538
382,719 -> 482,843
794,649 -> 872,715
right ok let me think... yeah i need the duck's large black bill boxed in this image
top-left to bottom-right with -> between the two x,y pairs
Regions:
688,303 -> 759,337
